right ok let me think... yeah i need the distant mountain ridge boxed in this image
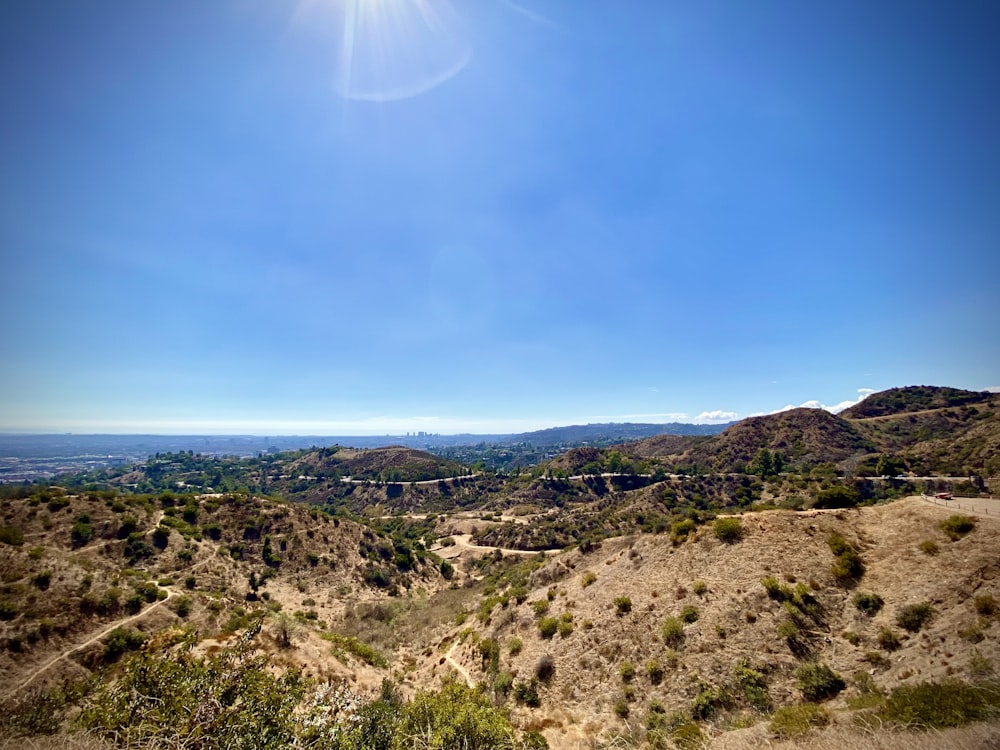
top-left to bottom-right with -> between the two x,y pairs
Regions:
623,385 -> 1000,476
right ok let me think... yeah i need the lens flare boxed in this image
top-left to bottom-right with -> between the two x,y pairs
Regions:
312,0 -> 471,102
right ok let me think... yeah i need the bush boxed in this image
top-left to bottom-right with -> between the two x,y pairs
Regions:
873,679 -> 1000,728
974,594 -> 999,617
713,517 -> 743,544
581,571 -> 597,588
877,627 -> 901,651
613,596 -> 632,616
941,515 -> 976,540
919,539 -> 939,555
692,579 -> 708,596
535,654 -> 555,682
853,592 -> 884,616
646,659 -> 664,685
795,662 -> 845,702
896,602 -> 934,632
514,679 -> 541,707
0,525 -> 25,546
538,617 -> 558,639
831,549 -> 865,585
770,703 -> 829,738
619,661 -> 636,683
508,637 -> 523,656
662,617 -> 685,647
679,605 -> 699,624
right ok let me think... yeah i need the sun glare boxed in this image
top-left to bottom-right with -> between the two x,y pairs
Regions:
302,0 -> 471,102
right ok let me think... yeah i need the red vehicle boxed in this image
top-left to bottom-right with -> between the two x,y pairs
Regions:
934,492 -> 953,500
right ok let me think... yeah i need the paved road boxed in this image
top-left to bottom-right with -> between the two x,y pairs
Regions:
917,494 -> 1000,519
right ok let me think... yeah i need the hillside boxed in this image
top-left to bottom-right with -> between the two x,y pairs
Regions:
5,492 -> 997,748
423,497 -> 1000,748
840,385 -> 994,419
615,387 -> 1000,478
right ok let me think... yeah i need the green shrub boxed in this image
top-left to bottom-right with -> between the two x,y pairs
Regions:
662,616 -> 684,647
323,632 -> 389,668
877,627 -> 901,651
896,602 -> 934,632
761,576 -> 792,601
713,517 -> 743,544
769,703 -> 829,738
941,515 -> 976,540
619,661 -> 636,683
853,592 -> 884,616
538,617 -> 558,639
918,540 -> 939,555
530,599 -> 550,618
613,596 -> 632,616
872,680 -> 1000,728
795,662 -> 845,702
670,721 -> 704,749
733,660 -> 771,712
581,571 -> 597,588
692,579 -> 708,596
613,697 -> 629,719
508,637 -> 523,656
514,679 -> 540,707
0,525 -> 25,546
690,683 -> 731,720
557,619 -> 574,638
679,605 -> 699,624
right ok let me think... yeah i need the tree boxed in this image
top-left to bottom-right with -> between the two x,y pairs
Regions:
749,449 -> 773,478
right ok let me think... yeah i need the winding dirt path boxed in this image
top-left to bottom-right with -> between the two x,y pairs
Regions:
433,534 -> 561,560
7,552 -> 213,698
444,639 -> 473,688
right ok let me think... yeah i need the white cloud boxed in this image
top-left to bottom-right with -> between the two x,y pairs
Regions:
694,410 -> 739,424
769,388 -> 875,416
986,386 -> 1000,393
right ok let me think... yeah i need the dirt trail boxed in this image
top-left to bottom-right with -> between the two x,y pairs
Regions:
433,534 -> 561,560
7,551 -> 212,698
444,639 -> 473,688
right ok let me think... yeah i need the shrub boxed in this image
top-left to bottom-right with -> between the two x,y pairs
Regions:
896,602 -> 934,632
692,579 -> 708,596
679,605 -> 699,624
557,619 -> 574,638
534,653 -> 555,682
733,660 -> 771,712
27,568 -> 52,590
514,679 -> 540,707
941,515 -> 976,540
613,698 -> 629,719
538,617 -> 558,639
770,703 -> 829,738
581,571 -> 597,588
795,662 -> 845,702
831,549 -> 865,585
645,658 -> 664,685
713,517 -> 744,544
508,637 -> 523,656
613,596 -> 632,616
323,632 -> 388,668
974,594 -> 998,617
877,627 -> 901,651
662,616 -> 685,647
761,576 -> 791,601
853,592 -> 884,616
873,680 -> 1000,728
690,683 -> 731,720
619,661 -> 636,683
530,599 -> 550,618
918,540 -> 939,555
0,525 -> 25,546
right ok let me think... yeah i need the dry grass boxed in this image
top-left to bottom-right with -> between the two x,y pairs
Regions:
709,721 -> 1000,750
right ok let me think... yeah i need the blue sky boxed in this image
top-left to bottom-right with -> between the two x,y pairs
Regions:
1,0 -> 998,435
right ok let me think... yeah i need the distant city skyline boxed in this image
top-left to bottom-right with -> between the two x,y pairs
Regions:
2,2 -> 998,437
